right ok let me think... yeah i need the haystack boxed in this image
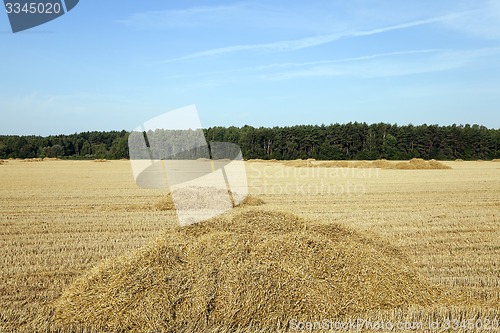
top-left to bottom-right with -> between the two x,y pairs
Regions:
156,189 -> 264,211
21,158 -> 43,162
53,210 -> 439,332
235,195 -> 265,207
283,159 -> 451,170
392,158 -> 451,170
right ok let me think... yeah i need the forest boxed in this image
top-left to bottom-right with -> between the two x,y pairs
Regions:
0,123 -> 499,160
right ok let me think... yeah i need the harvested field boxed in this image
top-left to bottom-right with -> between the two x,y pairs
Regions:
0,160 -> 498,332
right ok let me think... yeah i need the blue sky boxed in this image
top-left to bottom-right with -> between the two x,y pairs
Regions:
1,0 -> 499,135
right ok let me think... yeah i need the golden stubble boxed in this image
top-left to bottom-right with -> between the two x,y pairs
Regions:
0,159 -> 498,332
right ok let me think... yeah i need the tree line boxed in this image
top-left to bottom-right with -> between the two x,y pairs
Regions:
0,123 -> 498,160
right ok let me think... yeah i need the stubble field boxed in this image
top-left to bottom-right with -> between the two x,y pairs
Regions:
0,159 -> 498,332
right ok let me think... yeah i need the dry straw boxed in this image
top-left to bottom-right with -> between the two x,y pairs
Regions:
156,189 -> 265,211
282,158 -> 451,170
53,210 -> 440,332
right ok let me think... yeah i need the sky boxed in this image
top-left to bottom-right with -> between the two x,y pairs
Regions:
1,0 -> 499,135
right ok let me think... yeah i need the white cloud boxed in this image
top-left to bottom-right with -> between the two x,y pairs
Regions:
117,4 -> 246,29
262,47 -> 500,80
442,0 -> 500,39
162,13 -> 464,62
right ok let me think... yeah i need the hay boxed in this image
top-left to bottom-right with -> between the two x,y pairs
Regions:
455,159 -> 464,162
53,210 -> 439,332
315,161 -> 350,168
93,159 -> 109,162
491,159 -> 500,162
282,159 -> 451,170
155,191 -> 264,211
235,195 -> 265,207
155,193 -> 176,211
282,160 -> 314,167
20,158 -> 44,162
389,159 -> 451,170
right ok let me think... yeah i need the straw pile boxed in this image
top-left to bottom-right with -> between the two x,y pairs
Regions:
235,195 -> 265,207
93,159 -> 109,162
392,159 -> 451,170
247,159 -> 280,163
53,210 -> 439,332
492,159 -> 500,162
282,158 -> 451,170
156,189 -> 264,211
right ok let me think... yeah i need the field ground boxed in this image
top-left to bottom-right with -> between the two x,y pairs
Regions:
0,159 -> 498,332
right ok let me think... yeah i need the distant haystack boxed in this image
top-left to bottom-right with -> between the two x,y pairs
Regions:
155,193 -> 176,211
53,210 -> 439,332
492,159 -> 500,162
282,158 -> 451,170
93,159 -> 109,163
235,195 -> 265,207
155,189 -> 264,211
392,158 -> 451,170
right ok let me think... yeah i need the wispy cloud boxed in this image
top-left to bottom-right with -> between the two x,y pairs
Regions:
256,49 -> 447,70
160,11 -> 471,63
442,0 -> 500,40
263,47 -> 500,80
117,4 -> 247,29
